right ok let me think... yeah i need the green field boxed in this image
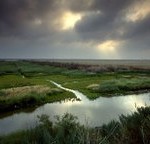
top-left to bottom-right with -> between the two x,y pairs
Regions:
0,60 -> 150,112
0,61 -> 76,112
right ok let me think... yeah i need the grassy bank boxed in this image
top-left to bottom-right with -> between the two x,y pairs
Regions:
0,60 -> 77,112
48,72 -> 150,99
0,106 -> 150,144
0,85 -> 75,113
86,77 -> 150,98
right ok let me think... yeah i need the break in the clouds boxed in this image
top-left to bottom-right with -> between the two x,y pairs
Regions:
0,0 -> 150,59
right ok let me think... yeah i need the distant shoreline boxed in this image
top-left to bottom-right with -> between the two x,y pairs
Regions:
1,59 -> 150,70
0,58 -> 150,61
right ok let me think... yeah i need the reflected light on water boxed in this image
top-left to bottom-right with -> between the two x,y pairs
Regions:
0,90 -> 150,135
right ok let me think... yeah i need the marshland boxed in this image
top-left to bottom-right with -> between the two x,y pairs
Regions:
0,60 -> 150,144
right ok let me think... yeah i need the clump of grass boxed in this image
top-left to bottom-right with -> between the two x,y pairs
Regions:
98,80 -> 120,93
119,107 -> 150,144
0,91 -> 5,97
0,85 -> 51,97
86,84 -> 99,91
0,75 -> 33,90
0,113 -> 87,144
47,88 -> 63,96
87,78 -> 150,97
0,61 -> 18,74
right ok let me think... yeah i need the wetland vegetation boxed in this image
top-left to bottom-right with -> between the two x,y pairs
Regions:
0,106 -> 150,144
0,60 -> 150,112
0,60 -> 150,144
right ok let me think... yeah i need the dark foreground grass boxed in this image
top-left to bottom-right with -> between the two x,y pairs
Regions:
0,106 -> 150,144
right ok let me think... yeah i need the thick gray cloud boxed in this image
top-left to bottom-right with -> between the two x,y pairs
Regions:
75,0 -> 148,40
124,15 -> 150,40
74,0 -> 150,53
91,0 -> 134,15
72,0 -> 136,34
0,0 -> 149,59
0,0 -> 62,38
0,0 -> 59,25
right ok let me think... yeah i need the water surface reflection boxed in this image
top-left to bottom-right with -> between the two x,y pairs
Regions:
0,92 -> 149,135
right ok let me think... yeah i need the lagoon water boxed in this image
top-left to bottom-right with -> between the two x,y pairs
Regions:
0,82 -> 150,135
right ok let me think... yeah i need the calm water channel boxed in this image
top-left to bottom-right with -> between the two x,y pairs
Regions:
0,81 -> 150,135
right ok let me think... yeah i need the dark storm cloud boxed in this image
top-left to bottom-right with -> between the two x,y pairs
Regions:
65,0 -> 135,14
0,0 -> 150,59
63,0 -> 92,12
0,0 -> 59,24
0,0 -> 149,41
75,0 -> 135,40
124,15 -> 150,40
90,0 -> 135,16
76,12 -> 111,33
74,0 -> 150,47
0,0 -> 63,38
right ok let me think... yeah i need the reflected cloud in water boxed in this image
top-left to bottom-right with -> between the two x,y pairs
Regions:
0,92 -> 149,135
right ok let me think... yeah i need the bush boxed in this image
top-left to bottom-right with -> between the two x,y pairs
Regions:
119,107 -> 150,144
23,113 -> 87,144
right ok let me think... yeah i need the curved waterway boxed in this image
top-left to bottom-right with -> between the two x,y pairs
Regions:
0,81 -> 150,135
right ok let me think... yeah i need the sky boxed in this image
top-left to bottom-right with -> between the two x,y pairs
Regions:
0,0 -> 150,59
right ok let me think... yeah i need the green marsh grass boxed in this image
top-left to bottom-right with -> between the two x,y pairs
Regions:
0,85 -> 75,112
0,60 -> 150,110
87,78 -> 150,98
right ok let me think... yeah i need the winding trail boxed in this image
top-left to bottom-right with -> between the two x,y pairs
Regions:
47,80 -> 89,102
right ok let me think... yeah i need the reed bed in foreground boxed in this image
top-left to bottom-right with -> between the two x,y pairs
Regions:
0,106 -> 150,144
